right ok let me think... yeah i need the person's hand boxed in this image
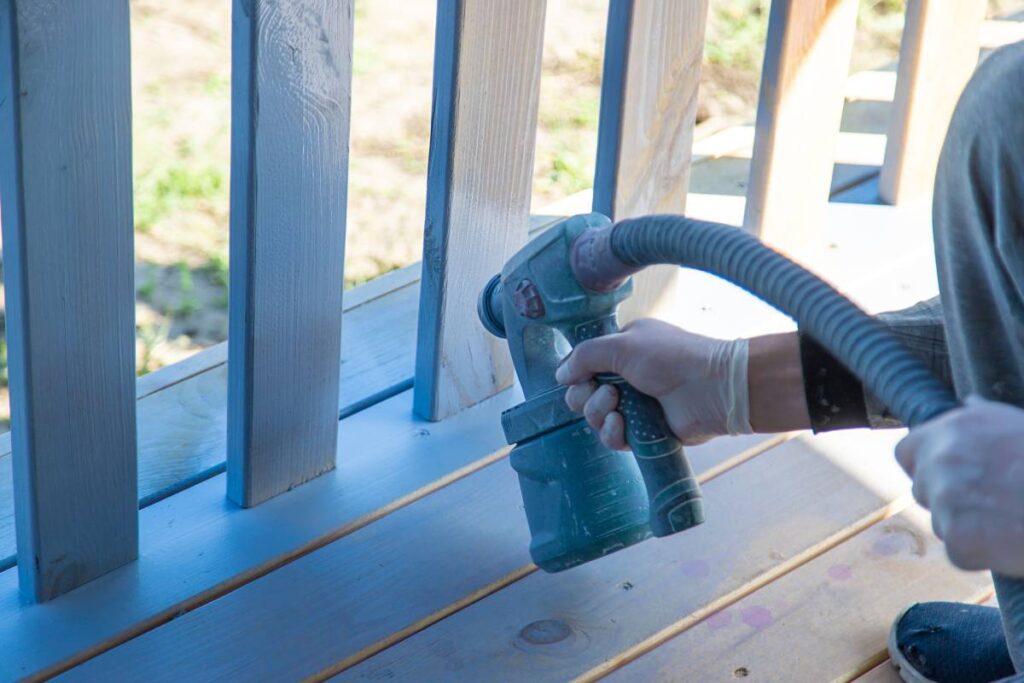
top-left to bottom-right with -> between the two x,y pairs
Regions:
554,318 -> 752,449
896,396 -> 1024,576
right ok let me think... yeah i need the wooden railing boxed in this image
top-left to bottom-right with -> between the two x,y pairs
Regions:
0,0 -> 985,604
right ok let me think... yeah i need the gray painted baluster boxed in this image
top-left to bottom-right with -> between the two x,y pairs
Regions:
593,0 -> 711,324
413,0 -> 548,421
0,0 -> 138,602
228,0 -> 353,507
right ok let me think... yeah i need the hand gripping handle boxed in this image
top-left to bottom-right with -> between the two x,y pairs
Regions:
595,374 -> 704,536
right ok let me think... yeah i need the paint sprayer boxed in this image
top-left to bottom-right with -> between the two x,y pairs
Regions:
477,212 -> 958,572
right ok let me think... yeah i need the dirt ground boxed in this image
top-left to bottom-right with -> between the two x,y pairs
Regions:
0,0 -> 1020,427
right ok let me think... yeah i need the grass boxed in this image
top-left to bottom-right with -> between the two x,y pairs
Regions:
174,261 -> 200,318
135,164 -> 226,233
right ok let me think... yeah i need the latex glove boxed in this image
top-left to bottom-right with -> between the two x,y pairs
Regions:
554,318 -> 752,449
896,396 -> 1024,576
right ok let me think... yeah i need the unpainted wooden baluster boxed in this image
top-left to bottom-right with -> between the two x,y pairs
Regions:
413,0 -> 547,421
593,0 -> 711,323
744,0 -> 859,251
880,0 -> 986,205
0,0 -> 138,602
228,0 -> 353,507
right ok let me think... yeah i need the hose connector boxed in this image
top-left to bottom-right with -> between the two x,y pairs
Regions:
570,223 -> 641,293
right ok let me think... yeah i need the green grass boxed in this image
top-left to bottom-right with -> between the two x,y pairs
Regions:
135,164 -> 225,233
138,273 -> 157,302
202,253 -> 229,289
175,260 -> 199,318
705,0 -> 771,71
136,321 -> 170,377
539,95 -> 600,132
544,146 -> 593,196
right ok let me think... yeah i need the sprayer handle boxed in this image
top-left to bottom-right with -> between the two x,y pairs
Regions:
596,374 -> 704,536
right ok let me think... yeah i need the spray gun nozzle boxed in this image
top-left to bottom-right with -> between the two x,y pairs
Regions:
477,273 -> 506,338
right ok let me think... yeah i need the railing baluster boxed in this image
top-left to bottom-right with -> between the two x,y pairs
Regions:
413,0 -> 547,421
0,0 -> 138,601
880,0 -> 986,205
744,0 -> 859,250
594,0 -> 711,323
227,0 -> 353,507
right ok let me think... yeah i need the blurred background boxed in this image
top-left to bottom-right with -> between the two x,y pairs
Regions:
0,0 -> 1020,428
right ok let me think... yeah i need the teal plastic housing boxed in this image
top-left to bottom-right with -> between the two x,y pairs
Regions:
509,418 -> 652,572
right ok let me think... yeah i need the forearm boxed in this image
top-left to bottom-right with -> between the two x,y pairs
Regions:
752,298 -> 952,435
748,333 -> 811,433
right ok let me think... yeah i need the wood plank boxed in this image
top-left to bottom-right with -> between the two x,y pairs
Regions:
0,389 -> 515,681
855,661 -> 905,683
744,0 -> 859,251
608,506 -> 991,681
227,0 -> 353,506
0,195 -> 933,567
0,197 -> 936,675
58,435 -> 777,681
0,215 -> 568,566
337,430 -> 912,682
879,0 -> 985,205
593,0 -> 710,323
413,0 -> 547,421
0,0 -> 138,602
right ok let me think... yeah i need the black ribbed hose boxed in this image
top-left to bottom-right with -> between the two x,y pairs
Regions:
571,214 -> 959,426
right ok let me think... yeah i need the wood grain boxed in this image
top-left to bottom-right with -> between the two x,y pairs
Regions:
594,0 -> 711,323
0,0 -> 138,602
609,506 -> 991,681
744,0 -> 859,251
57,434 -> 775,682
0,388 -> 517,681
413,0 -> 547,421
228,0 -> 353,506
337,431 -> 913,682
879,0 -> 986,205
0,192 -> 937,678
0,216 -> 565,565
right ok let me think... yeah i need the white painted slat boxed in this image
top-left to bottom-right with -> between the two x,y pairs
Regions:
593,0 -> 710,323
879,0 -> 986,205
227,0 -> 353,506
413,0 -> 547,421
0,0 -> 138,602
744,0 -> 859,251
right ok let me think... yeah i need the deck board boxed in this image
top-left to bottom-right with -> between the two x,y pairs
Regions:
0,390 -> 516,680
334,432 -> 911,682
6,20 -> 1015,667
607,507 -> 991,681
0,79 -> 892,564
59,434 -> 777,681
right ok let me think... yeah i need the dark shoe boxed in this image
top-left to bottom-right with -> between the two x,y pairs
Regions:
889,602 -> 1017,682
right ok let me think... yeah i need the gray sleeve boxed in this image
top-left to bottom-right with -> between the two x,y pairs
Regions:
863,297 -> 953,428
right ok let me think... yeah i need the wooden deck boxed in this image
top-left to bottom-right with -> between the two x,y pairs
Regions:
4,10 -> 1024,682
46,186 -> 994,681
19,100 -> 993,683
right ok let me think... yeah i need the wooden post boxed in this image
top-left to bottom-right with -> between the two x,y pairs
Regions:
593,0 -> 711,323
0,0 -> 138,602
880,0 -> 986,205
744,0 -> 859,250
413,0 -> 547,421
228,0 -> 353,507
